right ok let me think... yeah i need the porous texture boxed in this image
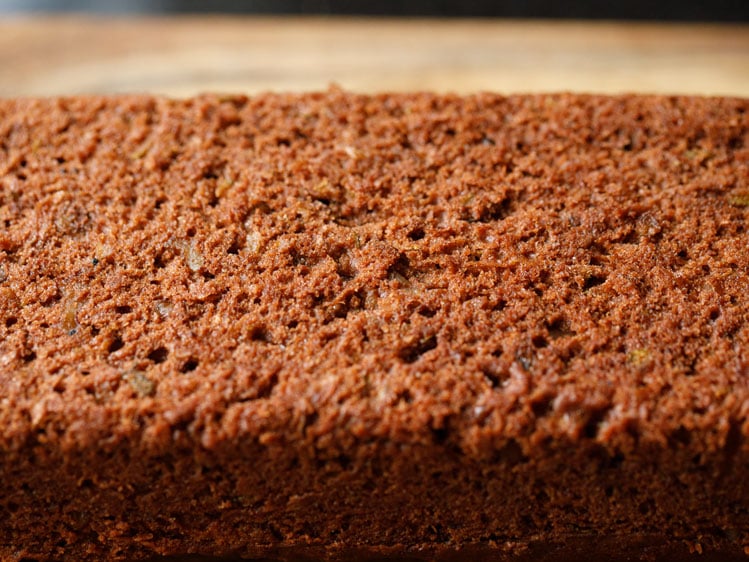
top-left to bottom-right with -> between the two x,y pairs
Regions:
1,91 -> 748,561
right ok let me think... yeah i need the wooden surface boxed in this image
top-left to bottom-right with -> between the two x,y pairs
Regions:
0,16 -> 747,97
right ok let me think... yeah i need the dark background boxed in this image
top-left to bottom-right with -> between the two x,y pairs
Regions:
2,0 -> 749,21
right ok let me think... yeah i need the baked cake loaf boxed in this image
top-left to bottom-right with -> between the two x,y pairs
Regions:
1,91 -> 748,561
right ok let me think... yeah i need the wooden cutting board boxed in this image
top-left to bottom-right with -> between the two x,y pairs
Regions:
0,16 -> 747,97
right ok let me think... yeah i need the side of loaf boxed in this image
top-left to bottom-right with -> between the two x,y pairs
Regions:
1,91 -> 748,561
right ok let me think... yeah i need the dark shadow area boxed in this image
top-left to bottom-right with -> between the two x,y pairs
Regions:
2,0 -> 748,21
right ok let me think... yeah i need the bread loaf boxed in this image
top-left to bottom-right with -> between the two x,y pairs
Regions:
1,91 -> 748,560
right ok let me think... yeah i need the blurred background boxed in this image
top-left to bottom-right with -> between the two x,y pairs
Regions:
0,0 -> 748,20
0,1 -> 747,98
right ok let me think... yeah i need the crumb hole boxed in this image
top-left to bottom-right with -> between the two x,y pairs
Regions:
114,305 -> 132,314
583,408 -> 609,439
256,372 -> 279,399
531,334 -> 548,349
492,299 -> 507,312
583,275 -> 606,291
398,335 -> 437,363
249,325 -> 270,343
432,427 -> 449,445
386,253 -> 411,282
670,426 -> 691,448
478,199 -> 512,222
481,362 -> 506,388
417,306 -> 436,318
108,336 -> 124,353
618,230 -> 639,244
147,347 -> 169,364
330,299 -> 352,320
547,317 -> 574,339
531,394 -> 554,417
407,226 -> 425,241
5,317 -> 17,328
226,240 -> 241,255
181,358 -> 199,373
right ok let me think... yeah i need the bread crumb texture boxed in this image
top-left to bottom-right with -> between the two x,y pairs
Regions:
1,92 -> 748,560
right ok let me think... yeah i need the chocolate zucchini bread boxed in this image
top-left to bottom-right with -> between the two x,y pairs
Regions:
1,91 -> 748,561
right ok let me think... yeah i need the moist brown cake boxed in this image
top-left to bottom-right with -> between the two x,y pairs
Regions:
1,91 -> 748,561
